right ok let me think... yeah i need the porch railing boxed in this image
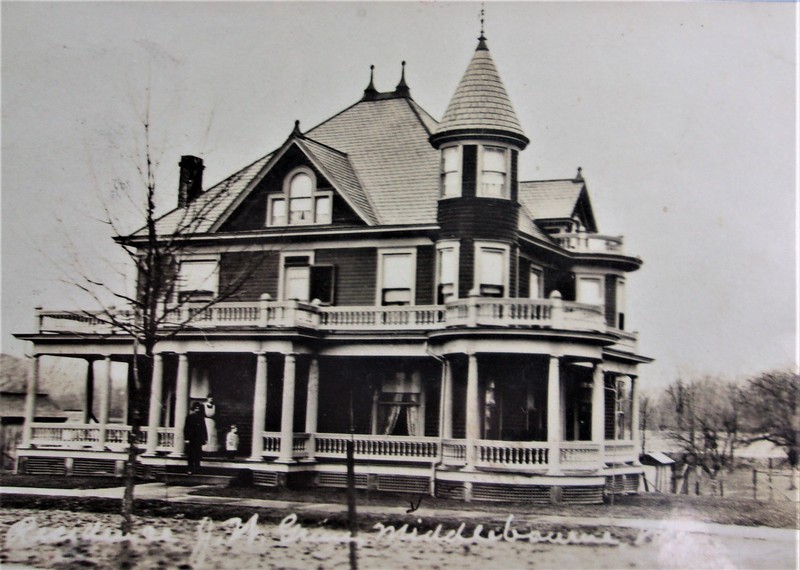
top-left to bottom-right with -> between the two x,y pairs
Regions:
28,423 -> 174,453
560,441 -> 602,466
476,439 -> 550,469
260,432 -> 311,459
604,440 -> 638,463
37,296 -> 617,337
552,232 -> 625,254
315,434 -> 440,462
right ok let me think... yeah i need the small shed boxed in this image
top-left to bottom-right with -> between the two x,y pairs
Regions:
640,451 -> 675,493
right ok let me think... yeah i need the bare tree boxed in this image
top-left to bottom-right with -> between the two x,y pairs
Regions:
662,376 -> 740,494
740,369 -> 799,468
65,110 -> 265,532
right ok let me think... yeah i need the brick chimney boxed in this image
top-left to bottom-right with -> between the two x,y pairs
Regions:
177,155 -> 205,208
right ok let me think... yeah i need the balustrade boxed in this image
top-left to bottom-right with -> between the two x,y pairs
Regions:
475,440 -> 550,468
28,423 -> 175,452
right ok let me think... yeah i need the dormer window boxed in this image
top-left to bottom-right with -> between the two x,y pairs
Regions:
267,168 -> 333,226
441,146 -> 462,198
478,145 -> 509,198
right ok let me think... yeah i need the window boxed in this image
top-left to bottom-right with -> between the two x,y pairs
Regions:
436,243 -> 459,304
441,146 -> 461,198
267,168 -> 333,227
577,276 -> 603,306
283,255 -> 311,301
178,259 -> 218,301
378,249 -> 415,306
529,267 -> 543,299
475,243 -> 508,297
617,279 -> 626,330
375,372 -> 424,436
479,146 -> 508,198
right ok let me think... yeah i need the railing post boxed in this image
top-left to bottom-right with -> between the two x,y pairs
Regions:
260,293 -> 272,327
145,353 -> 164,455
171,353 -> 190,457
467,289 -> 480,327
21,354 -> 40,448
249,352 -> 268,461
549,290 -> 564,329
277,353 -> 297,463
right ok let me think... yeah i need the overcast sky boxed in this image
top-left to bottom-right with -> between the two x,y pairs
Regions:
1,1 -> 796,391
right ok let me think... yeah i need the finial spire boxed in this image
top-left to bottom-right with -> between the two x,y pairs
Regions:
394,60 -> 410,97
477,5 -> 489,51
574,166 -> 584,182
292,119 -> 304,138
362,64 -> 378,101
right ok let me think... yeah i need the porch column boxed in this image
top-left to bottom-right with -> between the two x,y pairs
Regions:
21,354 -> 40,448
83,358 -> 95,424
592,363 -> 606,466
249,352 -> 268,460
97,356 -> 112,448
465,353 -> 479,469
305,356 -> 319,461
441,358 -> 453,439
547,355 -> 561,473
277,353 -> 297,463
145,353 -> 164,455
630,375 -> 641,462
171,353 -> 190,457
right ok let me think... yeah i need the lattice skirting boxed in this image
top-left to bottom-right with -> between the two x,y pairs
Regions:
23,457 -> 66,476
561,485 -> 604,504
471,483 -> 551,504
435,480 -> 466,500
253,471 -> 279,487
605,473 -> 640,494
316,472 -> 368,489
72,459 -> 116,476
376,475 -> 429,494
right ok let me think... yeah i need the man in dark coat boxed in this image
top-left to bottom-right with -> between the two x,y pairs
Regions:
185,402 -> 208,474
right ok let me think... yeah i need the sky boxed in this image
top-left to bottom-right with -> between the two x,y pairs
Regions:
1,1 -> 797,392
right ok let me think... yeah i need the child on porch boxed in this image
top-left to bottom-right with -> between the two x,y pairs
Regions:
225,424 -> 239,458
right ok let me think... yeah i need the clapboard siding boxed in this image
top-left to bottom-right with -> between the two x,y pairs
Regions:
315,248 -> 377,306
415,245 -> 435,305
437,197 -> 519,242
219,251 -> 280,301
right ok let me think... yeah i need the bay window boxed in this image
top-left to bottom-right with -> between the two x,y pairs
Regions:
474,242 -> 508,297
529,266 -> 543,299
379,249 -> 416,306
441,146 -> 461,198
479,145 -> 509,198
436,242 -> 459,304
576,275 -> 603,306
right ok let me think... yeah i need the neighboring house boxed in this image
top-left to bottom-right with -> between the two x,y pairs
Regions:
15,33 -> 650,502
0,354 -> 65,470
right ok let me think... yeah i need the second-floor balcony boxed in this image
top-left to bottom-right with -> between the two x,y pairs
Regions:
553,232 -> 625,254
33,295 -> 637,349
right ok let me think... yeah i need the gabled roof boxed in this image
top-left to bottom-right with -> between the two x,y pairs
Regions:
433,37 -> 528,148
518,178 -> 598,232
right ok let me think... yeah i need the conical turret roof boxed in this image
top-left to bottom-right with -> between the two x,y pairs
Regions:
431,37 -> 528,149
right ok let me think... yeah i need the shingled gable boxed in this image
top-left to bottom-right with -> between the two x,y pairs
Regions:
519,178 -> 598,233
211,130 -> 378,231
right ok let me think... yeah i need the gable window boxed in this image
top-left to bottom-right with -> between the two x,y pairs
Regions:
267,168 -> 333,227
474,242 -> 508,297
479,146 -> 509,198
436,242 -> 459,304
441,146 -> 461,198
529,267 -> 543,299
378,249 -> 416,306
576,275 -> 603,306
178,259 -> 218,302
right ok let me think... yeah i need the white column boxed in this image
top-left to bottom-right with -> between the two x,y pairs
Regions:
441,358 -> 453,439
592,363 -> 606,466
97,356 -> 112,448
630,375 -> 641,461
21,354 -> 40,448
249,352 -> 268,460
278,353 -> 297,463
305,357 -> 319,461
547,355 -> 561,473
172,353 -> 190,456
465,353 -> 479,469
145,353 -> 164,454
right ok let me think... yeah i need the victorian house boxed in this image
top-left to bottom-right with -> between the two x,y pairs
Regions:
16,33 -> 650,503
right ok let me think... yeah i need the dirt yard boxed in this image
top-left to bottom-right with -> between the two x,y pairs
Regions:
1,508 -> 795,570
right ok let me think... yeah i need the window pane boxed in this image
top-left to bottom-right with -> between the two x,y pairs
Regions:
479,249 -> 504,286
481,172 -> 505,196
290,197 -> 312,223
530,270 -> 541,298
285,266 -> 310,301
442,147 -> 459,172
289,173 -> 313,198
439,248 -> 456,284
271,199 -> 286,225
483,147 -> 506,172
180,261 -> 217,293
382,253 -> 413,288
578,277 -> 603,305
443,172 -> 461,197
315,195 -> 331,223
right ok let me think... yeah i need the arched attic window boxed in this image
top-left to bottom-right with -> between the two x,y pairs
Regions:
267,168 -> 333,226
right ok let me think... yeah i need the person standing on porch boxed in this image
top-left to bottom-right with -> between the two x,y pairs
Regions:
203,395 -> 218,452
185,402 -> 207,474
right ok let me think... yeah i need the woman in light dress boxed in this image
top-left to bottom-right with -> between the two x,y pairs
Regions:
202,395 -> 218,452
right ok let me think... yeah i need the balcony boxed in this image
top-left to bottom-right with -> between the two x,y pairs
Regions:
553,232 -> 625,254
35,296 -> 612,336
